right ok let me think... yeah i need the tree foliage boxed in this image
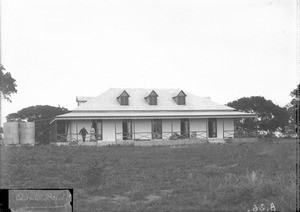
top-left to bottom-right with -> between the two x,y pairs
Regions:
227,96 -> 289,134
6,105 -> 69,143
286,84 -> 299,125
0,65 -> 17,102
286,84 -> 299,136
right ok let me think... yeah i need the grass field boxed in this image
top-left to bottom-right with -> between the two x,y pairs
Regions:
0,139 -> 297,212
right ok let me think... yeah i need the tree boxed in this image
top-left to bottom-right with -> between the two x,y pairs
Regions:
227,96 -> 289,135
6,105 -> 69,143
286,84 -> 299,124
0,65 -> 17,102
286,84 -> 299,136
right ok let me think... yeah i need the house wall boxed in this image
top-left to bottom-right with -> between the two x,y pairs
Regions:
134,120 -> 151,133
223,118 -> 234,138
102,120 -> 117,142
190,119 -> 207,131
133,120 -> 152,140
217,119 -> 223,139
115,120 -> 122,133
172,119 -> 181,132
162,120 -> 172,132
62,118 -> 234,143
190,119 -> 207,139
67,120 -> 93,141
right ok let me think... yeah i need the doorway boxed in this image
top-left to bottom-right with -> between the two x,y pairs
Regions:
180,119 -> 190,138
152,120 -> 162,139
208,118 -> 217,138
122,120 -> 132,140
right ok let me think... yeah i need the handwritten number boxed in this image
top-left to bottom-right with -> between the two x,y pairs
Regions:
270,203 -> 276,211
258,204 -> 265,211
253,204 -> 258,212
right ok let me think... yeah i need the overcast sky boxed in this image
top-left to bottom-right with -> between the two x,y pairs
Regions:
1,0 -> 298,121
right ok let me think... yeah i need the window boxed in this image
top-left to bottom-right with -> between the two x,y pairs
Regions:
208,118 -> 217,138
180,119 -> 190,138
145,90 -> 158,105
152,120 -> 162,139
122,120 -> 132,140
173,90 -> 187,105
117,90 -> 130,105
178,96 -> 185,105
120,96 -> 129,105
149,96 -> 157,105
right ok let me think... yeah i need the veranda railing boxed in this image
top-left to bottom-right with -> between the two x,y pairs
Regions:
116,131 -> 207,141
55,133 -> 99,142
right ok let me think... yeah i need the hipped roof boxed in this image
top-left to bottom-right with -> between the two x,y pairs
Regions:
73,88 -> 234,111
52,88 -> 256,122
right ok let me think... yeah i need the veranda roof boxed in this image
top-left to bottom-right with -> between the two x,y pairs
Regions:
51,110 -> 256,123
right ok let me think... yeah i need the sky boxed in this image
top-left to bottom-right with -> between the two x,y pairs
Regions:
1,0 -> 298,123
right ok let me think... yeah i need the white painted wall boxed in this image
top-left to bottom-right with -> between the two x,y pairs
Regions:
102,120 -> 117,142
223,118 -> 234,138
162,119 -> 172,132
64,118 -> 234,142
67,120 -> 93,141
172,119 -> 181,132
116,120 -> 122,133
134,120 -> 151,132
134,120 -> 152,140
217,119 -> 223,139
190,119 -> 207,139
190,119 -> 206,131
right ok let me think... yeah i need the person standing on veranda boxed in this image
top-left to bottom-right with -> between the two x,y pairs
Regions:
79,127 -> 88,142
90,125 -> 96,142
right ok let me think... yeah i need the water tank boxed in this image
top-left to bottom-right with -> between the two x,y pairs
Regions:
3,122 -> 19,145
19,122 -> 35,145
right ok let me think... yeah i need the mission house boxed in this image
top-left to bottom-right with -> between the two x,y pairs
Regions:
50,88 -> 255,145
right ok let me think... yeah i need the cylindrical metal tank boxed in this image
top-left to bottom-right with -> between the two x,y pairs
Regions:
3,122 -> 19,145
19,122 -> 35,145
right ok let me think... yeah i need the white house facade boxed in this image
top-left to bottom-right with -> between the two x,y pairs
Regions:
50,88 -> 255,145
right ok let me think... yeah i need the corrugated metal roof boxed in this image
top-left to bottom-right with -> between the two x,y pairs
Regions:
74,88 -> 235,111
54,115 -> 254,121
57,110 -> 254,117
51,88 -> 256,123
51,110 -> 256,123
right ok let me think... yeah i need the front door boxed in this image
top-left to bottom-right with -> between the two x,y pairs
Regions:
180,119 -> 190,138
152,120 -> 162,139
122,120 -> 132,140
208,118 -> 217,138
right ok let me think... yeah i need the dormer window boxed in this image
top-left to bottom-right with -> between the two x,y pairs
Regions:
173,90 -> 187,105
149,96 -> 157,105
117,90 -> 130,105
178,96 -> 185,105
145,90 -> 158,105
120,96 -> 129,105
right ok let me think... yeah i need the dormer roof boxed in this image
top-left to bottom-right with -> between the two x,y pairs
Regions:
145,90 -> 159,98
117,90 -> 130,98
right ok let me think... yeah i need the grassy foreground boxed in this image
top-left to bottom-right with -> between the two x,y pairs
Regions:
0,139 -> 297,212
